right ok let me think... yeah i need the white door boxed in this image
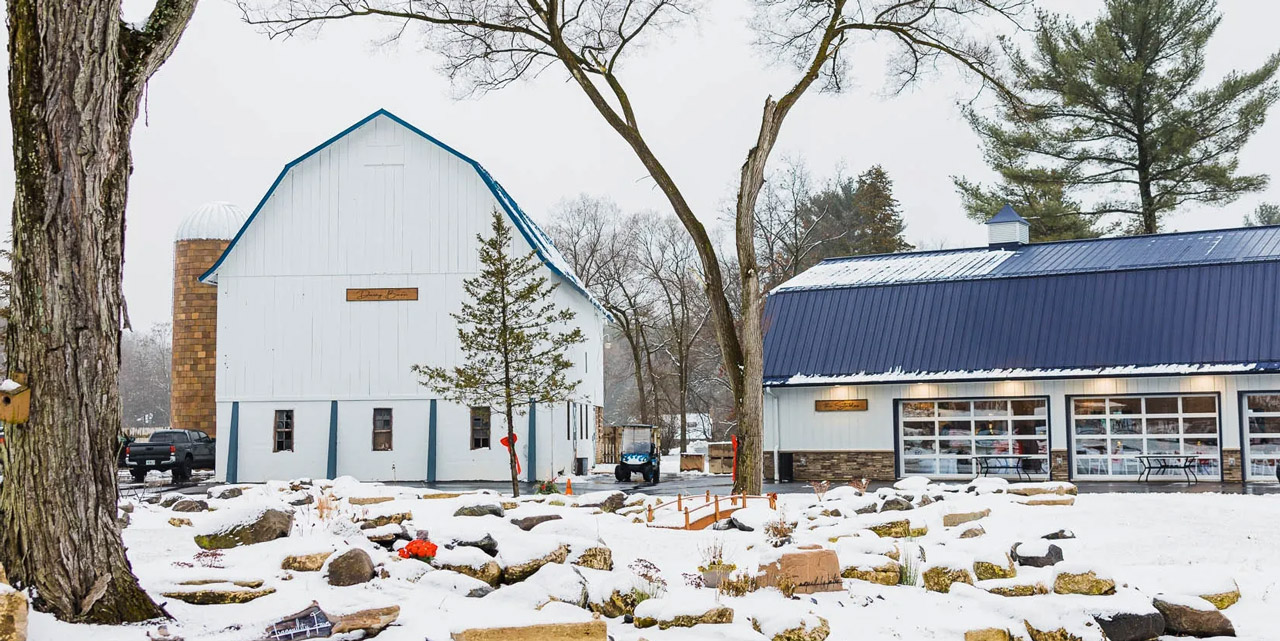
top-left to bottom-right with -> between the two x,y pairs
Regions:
1242,393 -> 1280,481
898,398 -> 1049,479
1070,395 -> 1220,480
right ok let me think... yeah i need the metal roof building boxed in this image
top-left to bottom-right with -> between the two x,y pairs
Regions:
761,209 -> 1280,486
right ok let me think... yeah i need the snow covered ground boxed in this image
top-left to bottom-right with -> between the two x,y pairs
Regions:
29,478 -> 1279,640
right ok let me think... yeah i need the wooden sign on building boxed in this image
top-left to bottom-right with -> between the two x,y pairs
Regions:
815,399 -> 868,412
346,287 -> 419,302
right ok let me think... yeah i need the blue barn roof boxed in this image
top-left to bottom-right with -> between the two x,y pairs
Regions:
763,226 -> 1280,385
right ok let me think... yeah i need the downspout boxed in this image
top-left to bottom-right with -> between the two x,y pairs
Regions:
765,388 -> 781,482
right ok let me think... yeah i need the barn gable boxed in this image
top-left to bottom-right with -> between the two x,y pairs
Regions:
200,109 -> 602,313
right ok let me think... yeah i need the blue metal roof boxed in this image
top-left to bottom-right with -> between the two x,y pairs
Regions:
764,230 -> 1280,385
774,225 -> 1280,293
200,109 -> 607,318
986,204 -> 1029,225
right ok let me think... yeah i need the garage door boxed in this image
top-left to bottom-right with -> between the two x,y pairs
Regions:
898,398 -> 1049,479
1071,395 -> 1219,480
1243,393 -> 1280,481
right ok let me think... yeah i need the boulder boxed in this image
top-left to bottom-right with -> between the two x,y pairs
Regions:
159,494 -> 184,508
943,508 -> 990,527
1054,571 -> 1115,596
1021,496 -> 1076,506
1042,529 -> 1076,540
455,503 -> 505,518
571,546 -> 613,571
879,497 -> 913,512
171,499 -> 208,513
1200,582 -> 1241,610
588,590 -> 638,618
160,586 -> 276,604
421,492 -> 465,500
579,492 -> 625,513
758,547 -> 842,594
118,502 -> 135,513
751,615 -> 830,641
841,559 -> 900,585
452,534 -> 499,557
965,630 -> 1011,641
360,511 -> 413,529
1023,621 -> 1086,641
326,548 -> 376,586
1012,542 -> 1063,568
867,520 -> 911,538
287,493 -> 315,506
1093,610 -> 1166,641
510,514 -> 562,531
711,517 -> 755,532
194,508 -> 294,549
923,566 -> 974,593
349,496 -> 395,505
209,486 -> 244,500
0,584 -> 28,641
854,503 -> 878,515
959,525 -> 986,539
1152,596 -> 1236,638
501,545 -> 569,584
451,620 -> 607,641
974,555 -> 1017,580
1008,482 -> 1077,497
634,606 -> 734,630
435,557 -> 503,587
168,517 -> 193,528
331,605 -> 400,636
281,551 -> 333,572
986,583 -> 1048,597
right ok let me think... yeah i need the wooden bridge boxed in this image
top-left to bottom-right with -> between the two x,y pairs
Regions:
645,491 -> 778,530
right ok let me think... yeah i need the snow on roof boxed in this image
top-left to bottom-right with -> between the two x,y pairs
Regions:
175,201 -> 248,242
774,248 -> 1014,292
769,362 -> 1265,386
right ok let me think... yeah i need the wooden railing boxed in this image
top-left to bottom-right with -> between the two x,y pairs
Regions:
646,491 -> 778,529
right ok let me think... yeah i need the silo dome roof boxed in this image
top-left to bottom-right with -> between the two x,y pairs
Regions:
175,201 -> 248,241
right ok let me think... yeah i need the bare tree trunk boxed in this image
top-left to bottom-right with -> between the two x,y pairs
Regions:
505,402 -> 520,497
3,0 -> 196,624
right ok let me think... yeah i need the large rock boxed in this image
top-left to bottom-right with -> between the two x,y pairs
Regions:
501,545 -> 569,584
0,584 -> 28,641
331,605 -> 400,635
1093,610 -> 1166,641
452,534 -> 499,557
194,508 -> 294,549
965,630 -> 1011,641
455,502 -> 505,518
1200,582 -> 1241,610
282,551 -> 333,572
758,547 -> 842,594
579,492 -> 625,513
974,555 -> 1016,581
360,511 -> 413,529
1012,542 -> 1064,568
751,615 -> 830,641
171,499 -> 208,513
571,546 -> 613,571
711,517 -> 755,532
1153,596 -> 1236,638
588,589 -> 638,618
209,486 -> 244,500
451,620 -> 607,641
959,525 -> 986,539
841,558 -> 900,585
326,548 -> 376,586
943,508 -> 990,527
349,496 -> 395,505
923,566 -> 974,593
634,606 -> 734,629
435,557 -> 503,587
868,520 -> 911,538
986,583 -> 1048,597
161,586 -> 276,604
1008,482 -> 1077,496
510,514 -> 562,531
1023,622 -> 1086,641
879,497 -> 913,512
1054,571 -> 1115,596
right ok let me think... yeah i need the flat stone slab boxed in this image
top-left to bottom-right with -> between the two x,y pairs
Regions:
451,620 -> 607,641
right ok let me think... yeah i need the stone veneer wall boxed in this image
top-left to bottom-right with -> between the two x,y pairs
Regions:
774,451 -> 897,481
170,239 -> 228,437
1221,448 -> 1243,483
1050,450 -> 1070,481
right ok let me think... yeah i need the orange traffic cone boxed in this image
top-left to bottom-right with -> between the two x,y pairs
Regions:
565,478 -> 574,495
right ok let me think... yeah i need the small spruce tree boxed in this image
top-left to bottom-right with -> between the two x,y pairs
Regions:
414,210 -> 585,497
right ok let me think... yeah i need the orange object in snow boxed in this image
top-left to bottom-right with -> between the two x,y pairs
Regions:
565,478 -> 573,495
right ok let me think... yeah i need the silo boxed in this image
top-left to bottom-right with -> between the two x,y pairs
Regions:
171,202 -> 247,436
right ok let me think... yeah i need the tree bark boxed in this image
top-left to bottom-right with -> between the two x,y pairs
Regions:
3,0 -> 196,623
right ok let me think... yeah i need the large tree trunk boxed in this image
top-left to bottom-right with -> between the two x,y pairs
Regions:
3,0 -> 196,624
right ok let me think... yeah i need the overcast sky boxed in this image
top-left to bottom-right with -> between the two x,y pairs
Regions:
2,0 -> 1278,329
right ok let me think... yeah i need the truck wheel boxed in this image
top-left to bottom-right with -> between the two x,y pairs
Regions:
130,468 -> 147,483
174,458 -> 193,482
614,465 -> 629,482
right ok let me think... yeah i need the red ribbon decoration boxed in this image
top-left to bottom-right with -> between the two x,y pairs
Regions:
500,433 -> 521,475
731,435 -> 739,482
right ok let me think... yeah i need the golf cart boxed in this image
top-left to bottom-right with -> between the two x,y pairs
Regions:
614,424 -> 661,483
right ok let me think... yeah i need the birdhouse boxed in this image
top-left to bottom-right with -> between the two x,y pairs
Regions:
0,374 -> 31,424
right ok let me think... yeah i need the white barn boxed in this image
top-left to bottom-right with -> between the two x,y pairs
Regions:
202,110 -> 606,483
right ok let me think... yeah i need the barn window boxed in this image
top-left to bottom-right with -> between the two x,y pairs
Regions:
372,408 -> 393,451
273,410 -> 294,452
470,407 -> 491,450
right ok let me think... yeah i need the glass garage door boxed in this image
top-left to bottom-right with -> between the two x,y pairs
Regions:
1071,395 -> 1219,479
1243,393 -> 1280,481
899,398 -> 1049,479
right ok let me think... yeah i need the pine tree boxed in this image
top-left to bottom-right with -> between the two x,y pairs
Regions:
953,147 -> 1106,242
810,166 -> 914,258
1244,203 -> 1280,227
961,0 -> 1280,235
414,210 -> 585,497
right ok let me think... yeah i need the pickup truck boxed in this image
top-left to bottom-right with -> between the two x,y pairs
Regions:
124,429 -> 216,482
